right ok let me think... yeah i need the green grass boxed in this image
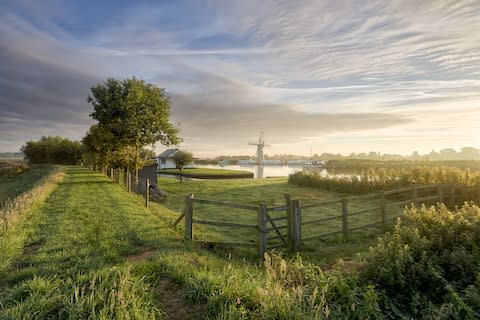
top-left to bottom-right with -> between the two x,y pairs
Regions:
0,166 -> 476,318
159,167 -> 253,179
0,164 -> 55,205
0,167 -> 169,318
0,167 -> 307,318
157,177 -> 417,261
0,166 -> 392,318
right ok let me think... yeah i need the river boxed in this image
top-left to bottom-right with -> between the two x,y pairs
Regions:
199,164 -> 328,179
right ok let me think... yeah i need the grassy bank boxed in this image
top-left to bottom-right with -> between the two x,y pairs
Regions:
0,166 -> 64,233
0,164 -> 56,204
159,167 -> 253,179
0,160 -> 29,177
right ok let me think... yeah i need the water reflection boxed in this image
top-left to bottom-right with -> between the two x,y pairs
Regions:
203,164 -> 326,179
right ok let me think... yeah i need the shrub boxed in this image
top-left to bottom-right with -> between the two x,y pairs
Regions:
361,203 -> 480,319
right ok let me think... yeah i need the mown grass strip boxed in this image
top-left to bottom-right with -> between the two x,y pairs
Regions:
0,167 -> 168,319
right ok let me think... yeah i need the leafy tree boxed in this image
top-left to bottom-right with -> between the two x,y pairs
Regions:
86,77 -> 180,174
22,136 -> 82,164
173,150 -> 193,171
82,124 -> 116,170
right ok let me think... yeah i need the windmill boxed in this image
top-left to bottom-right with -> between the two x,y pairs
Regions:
248,132 -> 270,164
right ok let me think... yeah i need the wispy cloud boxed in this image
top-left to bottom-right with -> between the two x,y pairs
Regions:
0,0 -> 479,155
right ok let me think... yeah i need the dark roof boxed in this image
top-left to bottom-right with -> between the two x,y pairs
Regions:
157,148 -> 179,159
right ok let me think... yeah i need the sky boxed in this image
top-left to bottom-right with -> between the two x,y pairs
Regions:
0,0 -> 479,157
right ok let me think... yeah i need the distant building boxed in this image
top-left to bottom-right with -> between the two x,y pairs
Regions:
217,159 -> 230,166
261,159 -> 282,165
287,160 -> 307,165
155,148 -> 196,169
238,159 -> 257,165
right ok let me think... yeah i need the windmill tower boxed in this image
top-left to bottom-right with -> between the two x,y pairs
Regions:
248,132 -> 270,164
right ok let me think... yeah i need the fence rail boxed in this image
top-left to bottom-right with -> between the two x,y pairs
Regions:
95,167 -> 168,208
175,184 -> 468,257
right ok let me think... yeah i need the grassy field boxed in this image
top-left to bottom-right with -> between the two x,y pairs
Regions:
0,164 -> 55,205
0,167 -> 182,318
157,177 -> 414,259
0,167 -> 323,318
1,166 -> 468,318
159,167 -> 253,179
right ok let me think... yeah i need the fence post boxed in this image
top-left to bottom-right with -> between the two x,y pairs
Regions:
110,168 -> 114,180
257,204 -> 267,258
127,172 -> 131,193
292,200 -> 301,251
184,194 -> 194,241
145,179 -> 150,207
412,185 -> 418,206
341,198 -> 349,238
438,184 -> 444,203
284,194 -> 293,251
380,192 -> 386,231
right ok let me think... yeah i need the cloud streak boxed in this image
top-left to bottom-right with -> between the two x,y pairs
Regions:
0,0 -> 479,155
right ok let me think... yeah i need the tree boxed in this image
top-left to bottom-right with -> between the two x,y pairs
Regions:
22,136 -> 82,164
82,124 -> 116,170
173,150 -> 193,171
86,77 -> 181,174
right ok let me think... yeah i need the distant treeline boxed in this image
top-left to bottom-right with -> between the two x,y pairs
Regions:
205,147 -> 480,162
21,136 -> 82,165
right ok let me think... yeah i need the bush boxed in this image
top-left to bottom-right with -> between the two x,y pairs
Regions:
361,203 -> 480,319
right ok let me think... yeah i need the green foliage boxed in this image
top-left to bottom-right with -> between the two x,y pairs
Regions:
21,136 -> 82,165
172,150 -> 193,171
361,203 -> 480,319
85,77 -> 180,172
255,252 -> 382,319
289,166 -> 480,196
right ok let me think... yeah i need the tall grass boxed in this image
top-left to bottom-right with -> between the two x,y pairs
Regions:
289,166 -> 480,195
0,160 -> 29,177
0,166 -> 64,232
0,266 -> 163,319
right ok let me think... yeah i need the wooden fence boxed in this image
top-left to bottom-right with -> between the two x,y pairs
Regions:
99,168 -> 153,207
175,184 -> 463,257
